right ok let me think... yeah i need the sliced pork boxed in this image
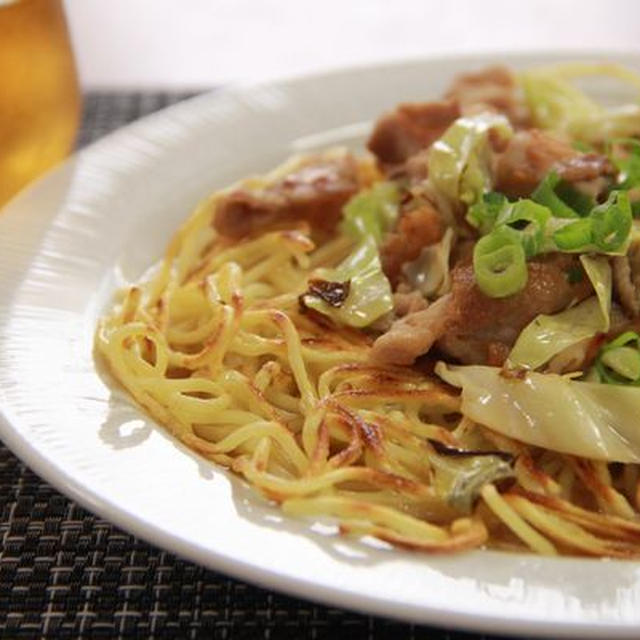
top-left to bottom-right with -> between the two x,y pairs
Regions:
380,201 -> 445,285
393,290 -> 429,317
438,254 -> 594,365
213,154 -> 360,238
372,253 -> 593,366
367,99 -> 460,166
494,129 -> 614,198
445,65 -> 530,126
371,295 -> 452,365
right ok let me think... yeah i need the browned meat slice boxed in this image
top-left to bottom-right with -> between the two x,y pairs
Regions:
557,154 -> 615,183
371,295 -> 453,365
393,290 -> 429,317
213,154 -> 360,238
493,129 -> 575,198
438,253 -> 594,365
380,201 -> 444,284
367,66 -> 527,169
445,65 -> 529,126
367,99 -> 460,166
613,242 -> 640,317
372,253 -> 593,367
494,129 -> 614,198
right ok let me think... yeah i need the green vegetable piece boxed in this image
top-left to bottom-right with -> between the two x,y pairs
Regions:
342,181 -> 400,244
473,227 -> 527,298
436,362 -> 640,463
428,113 -> 513,208
520,62 -> 640,144
302,236 -> 393,328
431,452 -> 514,513
581,253 -> 612,333
590,191 -> 632,253
532,171 -> 579,219
466,191 -> 509,235
507,255 -> 611,370
498,199 -> 551,258
594,331 -> 640,385
304,180 -> 398,327
555,180 -> 594,216
601,347 -> 640,381
608,138 -> 640,190
552,218 -> 593,251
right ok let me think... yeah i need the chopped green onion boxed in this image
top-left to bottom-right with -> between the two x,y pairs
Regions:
590,191 -> 632,252
532,171 -> 580,219
554,180 -> 594,216
470,171 -> 633,297
466,191 -> 508,235
473,227 -> 527,298
607,138 -> 640,190
497,199 -> 551,258
552,218 -> 593,250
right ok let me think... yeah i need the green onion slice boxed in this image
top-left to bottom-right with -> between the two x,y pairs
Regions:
552,218 -> 593,251
473,227 -> 527,298
590,191 -> 632,253
532,171 -> 580,219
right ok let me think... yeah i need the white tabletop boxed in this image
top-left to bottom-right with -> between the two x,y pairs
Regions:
65,0 -> 640,89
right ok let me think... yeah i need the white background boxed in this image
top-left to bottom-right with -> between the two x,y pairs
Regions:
64,0 -> 640,89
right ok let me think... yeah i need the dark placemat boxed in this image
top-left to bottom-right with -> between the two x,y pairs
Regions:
0,91 -> 531,640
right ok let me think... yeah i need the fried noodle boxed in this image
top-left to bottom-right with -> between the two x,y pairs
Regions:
95,167 -> 640,558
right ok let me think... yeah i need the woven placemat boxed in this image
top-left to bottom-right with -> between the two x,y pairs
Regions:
0,91 -> 531,640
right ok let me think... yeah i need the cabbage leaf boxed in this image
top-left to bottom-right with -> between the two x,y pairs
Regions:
428,113 -> 513,208
301,236 -> 392,327
507,255 -> 611,370
436,362 -> 640,463
521,63 -> 640,143
342,181 -> 400,243
430,448 -> 513,513
301,181 -> 398,327
402,228 -> 454,298
593,331 -> 640,385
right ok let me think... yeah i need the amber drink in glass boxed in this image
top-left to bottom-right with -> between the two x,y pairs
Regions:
0,0 -> 80,207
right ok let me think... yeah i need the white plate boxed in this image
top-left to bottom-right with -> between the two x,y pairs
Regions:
2,52 -> 640,639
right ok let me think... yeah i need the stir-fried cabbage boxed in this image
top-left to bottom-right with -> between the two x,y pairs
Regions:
342,181 -> 400,243
302,182 -> 398,327
302,236 -> 393,328
430,447 -> 513,513
428,113 -> 513,209
507,255 -> 611,370
592,331 -> 640,385
436,363 -> 640,463
402,228 -> 454,298
521,62 -> 640,143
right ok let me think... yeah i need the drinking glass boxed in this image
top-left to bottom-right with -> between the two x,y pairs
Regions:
0,0 -> 80,207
